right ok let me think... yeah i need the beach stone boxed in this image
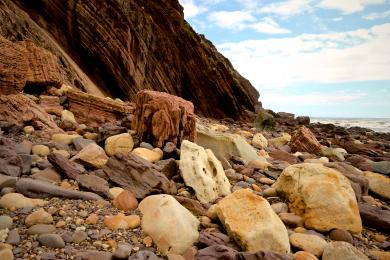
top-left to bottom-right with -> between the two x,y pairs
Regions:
321,147 -> 345,162
71,143 -> 108,168
140,142 -> 154,150
0,193 -> 47,209
139,194 -> 200,255
6,228 -> 20,245
372,161 -> 390,175
72,137 -> 95,151
105,133 -> 134,156
269,133 -> 291,148
31,168 -> 62,183
358,203 -> 390,232
329,229 -> 353,243
85,214 -> 99,225
0,248 -> 13,260
113,242 -> 133,259
52,134 -> 81,145
61,110 -> 77,124
128,251 -> 162,260
76,174 -> 109,196
290,233 -> 327,257
289,127 -> 322,155
132,147 -> 163,162
52,149 -> 70,159
72,230 -> 88,243
174,196 -> 208,216
104,213 -> 140,230
294,251 -> 318,260
108,187 -> 124,199
279,213 -> 304,227
269,149 -> 298,165
37,234 -> 65,248
271,202 -> 289,214
0,175 -> 17,190
112,190 -> 138,211
322,241 -> 368,260
252,133 -> 268,149
27,224 -> 56,235
179,140 -> 231,204
369,250 -> 390,260
32,145 -> 50,157
247,160 -> 271,170
0,216 -> 12,230
274,163 -> 362,233
214,188 -> 290,253
364,171 -> 390,200
23,125 -> 34,135
25,209 -> 53,227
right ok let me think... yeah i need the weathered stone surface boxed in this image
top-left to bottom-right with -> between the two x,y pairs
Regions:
105,133 -> 134,156
274,163 -> 362,233
196,125 -> 265,164
0,94 -> 63,138
25,208 -> 53,227
358,203 -> 390,232
15,178 -> 102,200
0,142 -> 22,177
76,174 -> 109,196
214,189 -> 290,253
198,229 -> 239,250
290,127 -> 322,155
0,192 -> 47,209
322,242 -> 368,260
47,153 -> 84,180
155,159 -> 178,179
67,89 -> 135,127
269,133 -> 291,148
372,161 -> 390,175
252,133 -> 268,149
39,95 -> 63,116
269,149 -> 298,165
179,140 -> 231,204
174,196 -> 208,216
139,194 -> 200,255
103,153 -> 175,199
364,171 -> 390,200
71,143 -> 108,169
75,250 -> 113,260
104,213 -> 140,230
132,90 -> 196,148
0,35 -> 63,94
289,233 -> 327,257
132,147 -> 163,163
37,234 -> 65,248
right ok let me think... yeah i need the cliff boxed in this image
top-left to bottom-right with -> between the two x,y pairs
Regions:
0,0 -> 259,119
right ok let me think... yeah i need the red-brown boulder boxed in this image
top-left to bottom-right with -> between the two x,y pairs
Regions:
290,126 -> 322,155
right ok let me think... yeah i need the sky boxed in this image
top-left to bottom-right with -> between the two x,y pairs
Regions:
178,0 -> 390,118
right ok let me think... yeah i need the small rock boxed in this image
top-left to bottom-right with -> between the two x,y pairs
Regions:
247,160 -> 271,170
0,216 -> 12,230
5,228 -> 19,245
252,133 -> 268,149
71,143 -> 108,168
0,248 -> 13,260
263,187 -> 277,197
72,137 -> 95,151
25,209 -> 53,227
0,193 -> 47,209
140,142 -> 154,150
105,133 -> 134,156
72,230 -> 88,243
85,214 -> 99,225
52,150 -> 70,159
27,224 -> 56,235
294,251 -> 318,260
61,110 -> 77,124
280,213 -> 304,227
23,126 -> 34,135
290,233 -> 327,257
37,234 -> 65,248
32,145 -> 50,157
108,187 -> 124,199
271,203 -> 288,214
113,242 -> 133,259
132,147 -> 163,163
31,168 -> 62,183
259,177 -> 275,185
104,213 -> 140,230
373,234 -> 387,243
112,190 -> 138,211
52,134 -> 81,145
322,241 -> 368,260
329,229 -> 353,244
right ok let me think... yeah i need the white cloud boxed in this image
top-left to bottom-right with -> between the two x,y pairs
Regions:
249,18 -> 291,34
364,10 -> 390,20
207,11 -> 255,29
332,17 -> 344,21
319,0 -> 385,14
260,0 -> 312,17
217,23 -> 390,90
179,0 -> 207,19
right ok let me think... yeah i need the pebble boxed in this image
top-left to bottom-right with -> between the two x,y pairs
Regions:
263,187 -> 277,197
140,142 -> 154,150
271,202 -> 288,214
290,233 -> 327,257
108,187 -> 125,199
112,190 -> 138,211
0,193 -> 47,209
294,251 -> 318,260
0,216 -> 13,230
143,236 -> 153,247
72,230 -> 88,243
5,229 -> 19,245
373,234 -> 387,243
85,214 -> 99,225
0,248 -> 13,260
104,214 -> 141,230
27,224 -> 56,235
329,229 -> 353,244
279,212 -> 304,227
259,177 -> 275,185
113,242 -> 133,259
23,125 -> 34,135
32,145 -> 50,157
37,234 -> 65,248
25,209 -> 53,227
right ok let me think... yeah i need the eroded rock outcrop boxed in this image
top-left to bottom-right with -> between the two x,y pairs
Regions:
289,126 -> 322,155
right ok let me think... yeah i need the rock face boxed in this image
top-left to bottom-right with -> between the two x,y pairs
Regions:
214,189 -> 290,253
132,90 -> 196,148
0,36 -> 63,94
179,140 -> 231,204
289,127 -> 322,155
0,0 -> 259,119
0,94 -> 63,138
139,194 -> 200,255
274,163 -> 362,233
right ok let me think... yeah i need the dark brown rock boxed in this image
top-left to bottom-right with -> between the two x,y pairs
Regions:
128,251 -> 162,260
76,174 -> 109,196
296,116 -> 310,125
0,35 -> 63,95
74,250 -> 113,260
0,174 -> 17,189
97,123 -> 127,142
0,94 -> 63,138
329,229 -> 353,244
174,196 -> 208,216
269,149 -> 298,165
0,146 -> 22,177
103,153 -> 176,199
47,153 -> 84,180
342,141 -> 382,157
1,0 -> 258,119
15,178 -> 102,200
67,89 -> 135,128
358,203 -> 390,232
154,159 -> 178,179
345,155 -> 373,171
199,229 -> 240,250
290,126 -> 322,155
132,90 -> 196,148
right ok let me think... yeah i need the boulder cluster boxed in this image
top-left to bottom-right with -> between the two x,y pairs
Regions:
0,41 -> 389,260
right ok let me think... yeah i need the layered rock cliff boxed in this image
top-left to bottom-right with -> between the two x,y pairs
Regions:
0,0 -> 259,119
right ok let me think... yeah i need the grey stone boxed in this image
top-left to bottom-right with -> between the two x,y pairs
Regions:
322,241 -> 368,260
6,228 -> 20,245
72,230 -> 88,243
27,224 -> 56,235
128,251 -> 162,260
76,174 -> 109,196
113,242 -> 133,259
37,234 -> 65,248
373,161 -> 390,175
73,137 -> 95,151
140,142 -> 154,150
0,215 -> 13,229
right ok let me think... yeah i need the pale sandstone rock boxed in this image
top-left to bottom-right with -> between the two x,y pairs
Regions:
52,134 -> 81,145
131,147 -> 163,163
252,133 -> 268,149
289,233 -> 327,257
269,133 -> 291,148
71,143 -> 108,168
105,133 -> 134,156
0,193 -> 47,209
322,242 -> 368,260
364,171 -> 390,200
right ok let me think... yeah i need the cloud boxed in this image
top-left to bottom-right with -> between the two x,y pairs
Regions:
319,0 -> 385,14
179,0 -> 207,19
259,0 -> 312,17
249,18 -> 291,34
207,11 -> 255,29
217,23 -> 390,90
364,10 -> 390,20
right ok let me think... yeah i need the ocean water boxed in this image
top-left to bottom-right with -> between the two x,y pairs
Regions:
310,118 -> 390,133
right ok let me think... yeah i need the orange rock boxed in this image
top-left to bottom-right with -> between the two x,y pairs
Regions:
143,236 -> 153,247
112,190 -> 139,211
104,213 -> 140,230
294,251 -> 318,260
290,126 -> 322,155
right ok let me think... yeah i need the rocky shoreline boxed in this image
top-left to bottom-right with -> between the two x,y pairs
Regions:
0,84 -> 389,260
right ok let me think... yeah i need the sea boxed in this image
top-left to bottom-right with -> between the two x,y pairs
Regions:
310,118 -> 390,133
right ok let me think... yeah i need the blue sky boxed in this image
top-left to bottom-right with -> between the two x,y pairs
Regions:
179,0 -> 390,118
